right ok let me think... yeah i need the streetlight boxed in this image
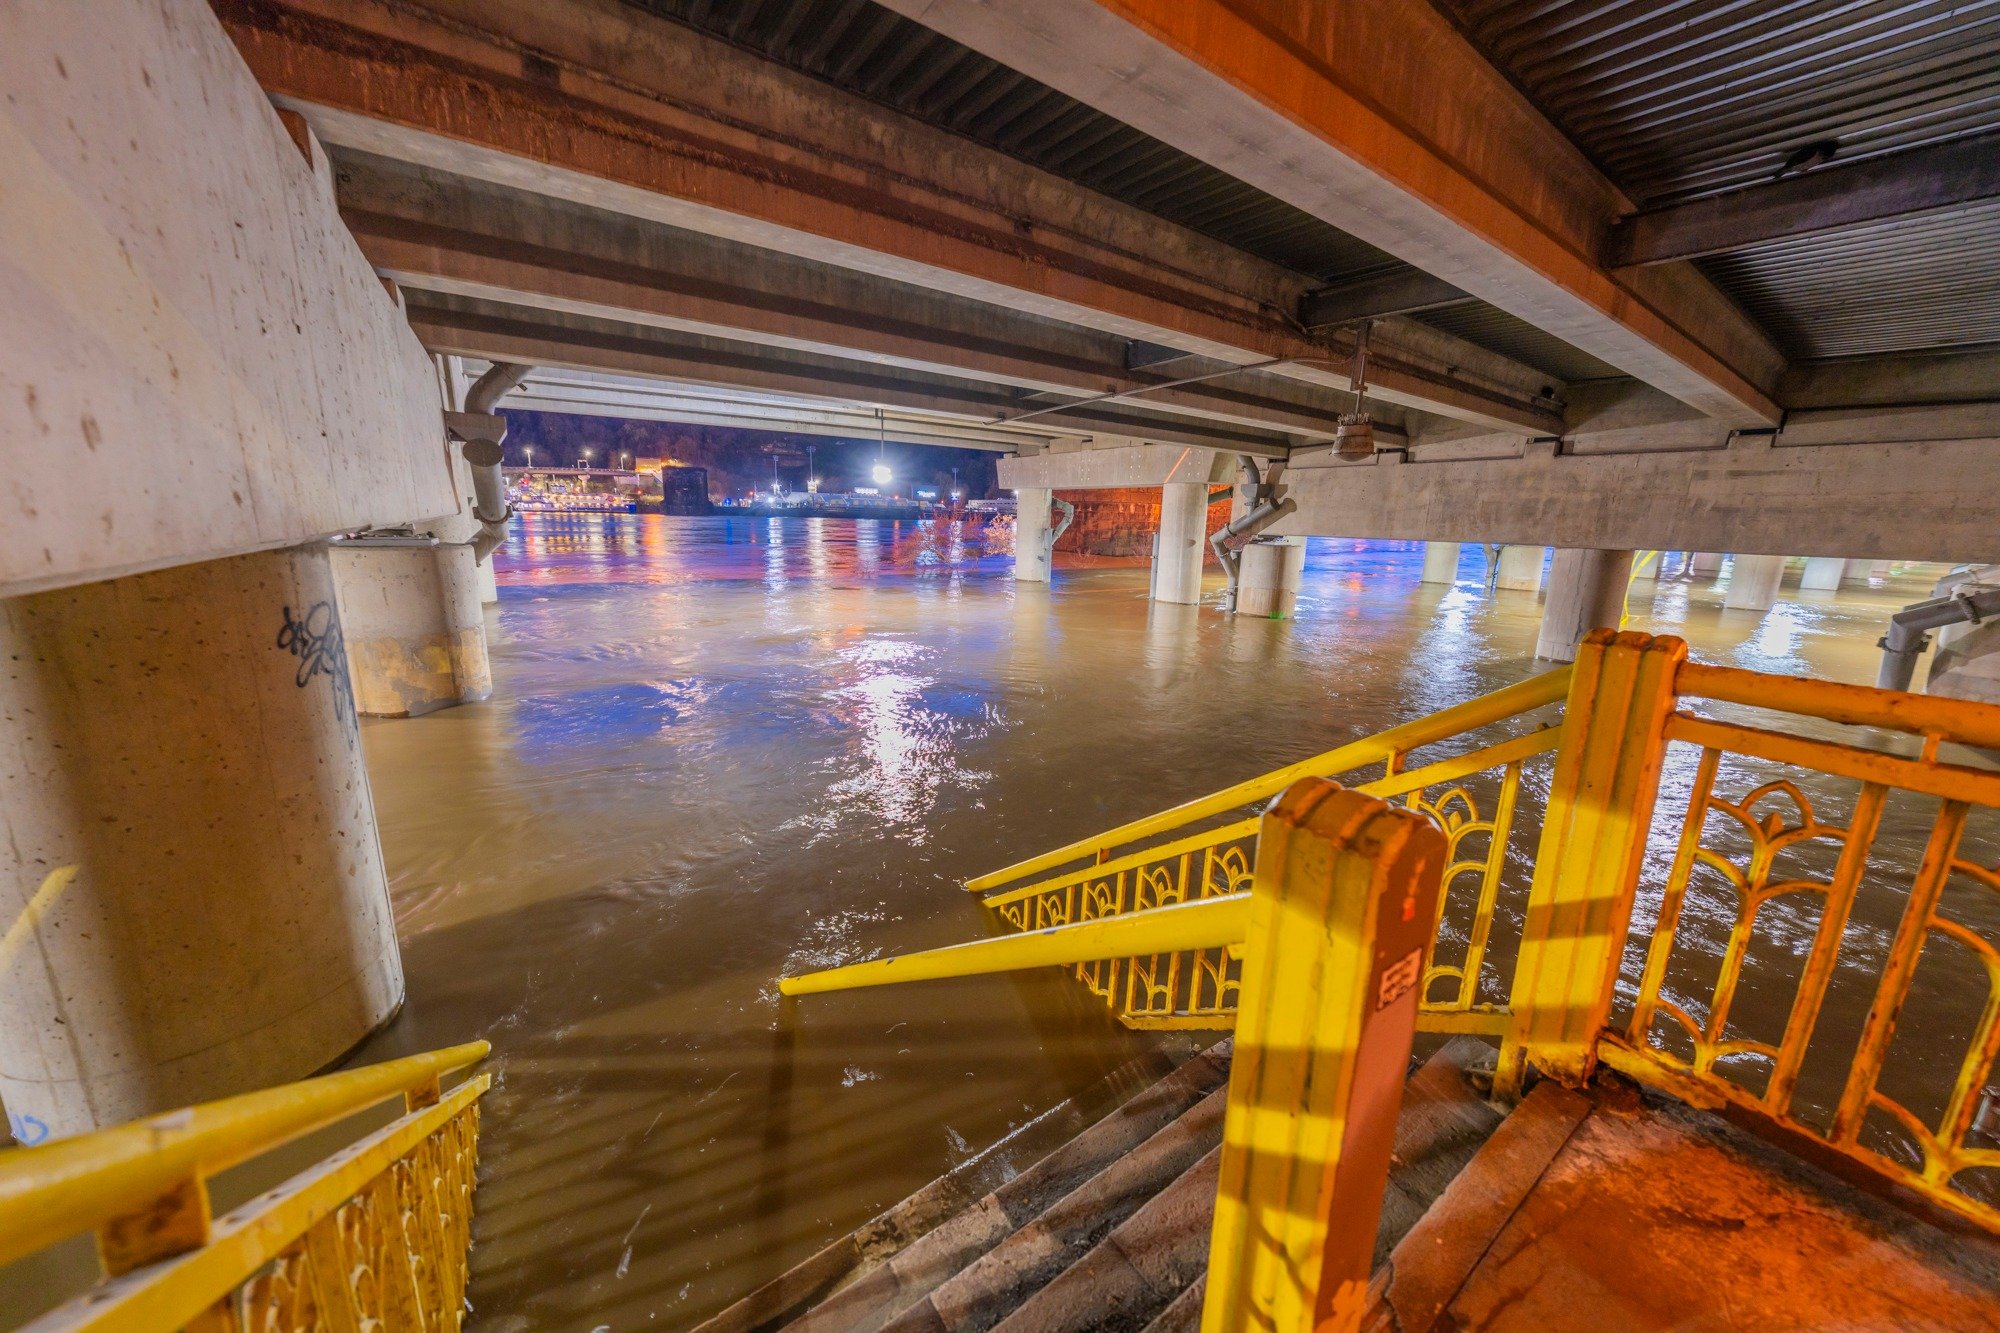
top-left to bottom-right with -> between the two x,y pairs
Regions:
872,408 -> 891,489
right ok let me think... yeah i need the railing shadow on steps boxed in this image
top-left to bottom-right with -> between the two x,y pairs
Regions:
780,629 -> 2000,1327
0,1042 -> 489,1331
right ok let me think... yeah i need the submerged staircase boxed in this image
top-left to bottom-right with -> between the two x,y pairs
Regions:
701,1037 -> 1504,1333
771,633 -> 2000,1330
704,1031 -> 2000,1332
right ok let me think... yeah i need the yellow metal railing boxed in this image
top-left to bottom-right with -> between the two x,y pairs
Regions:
965,669 -> 1568,1031
783,629 -> 2000,1257
0,1041 -> 489,1331
1583,650 -> 2000,1234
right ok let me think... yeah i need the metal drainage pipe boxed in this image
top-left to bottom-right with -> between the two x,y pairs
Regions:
457,362 -> 532,563
1209,455 -> 1295,613
1877,585 -> 2000,692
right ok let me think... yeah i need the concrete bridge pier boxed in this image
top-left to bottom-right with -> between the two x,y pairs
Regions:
1800,556 -> 1847,592
1690,553 -> 1726,578
1013,487 -> 1053,583
330,540 -> 492,718
1236,537 -> 1305,618
1725,555 -> 1789,611
1494,546 -> 1548,593
0,547 -> 403,1139
1149,482 -> 1208,605
1421,542 -> 1461,585
1841,559 -> 1876,586
1535,549 -> 1634,662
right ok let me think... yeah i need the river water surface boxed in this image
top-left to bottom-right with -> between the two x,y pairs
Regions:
344,515 -> 1990,1328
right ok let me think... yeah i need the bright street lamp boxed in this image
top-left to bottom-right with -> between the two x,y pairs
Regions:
871,462 -> 892,485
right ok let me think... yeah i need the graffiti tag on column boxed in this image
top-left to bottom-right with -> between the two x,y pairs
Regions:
7,1110 -> 49,1146
277,602 -> 355,726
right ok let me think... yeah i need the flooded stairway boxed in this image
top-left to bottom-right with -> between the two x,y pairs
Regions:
699,1038 -> 1504,1333
771,635 -> 2000,1329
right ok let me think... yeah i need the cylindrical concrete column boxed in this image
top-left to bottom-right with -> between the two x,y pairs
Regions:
1236,537 -> 1306,618
1841,558 -> 1874,587
0,547 -> 403,1138
1800,556 -> 1846,592
331,543 -> 492,718
1013,487 -> 1052,583
1494,545 -> 1548,593
1420,542 -> 1461,586
1724,554 -> 1787,611
1151,482 -> 1208,605
1690,552 -> 1725,577
1535,549 -> 1634,662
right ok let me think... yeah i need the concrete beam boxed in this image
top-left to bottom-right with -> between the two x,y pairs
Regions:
879,0 -> 1786,424
1005,406 -> 2000,562
1300,270 -> 1472,327
1000,444 -> 1237,490
404,294 -> 1301,456
1608,133 -> 2000,267
218,0 -> 1563,435
334,154 -> 1401,445
1779,345 -> 2000,410
1,0 -> 455,599
494,366 -> 1064,452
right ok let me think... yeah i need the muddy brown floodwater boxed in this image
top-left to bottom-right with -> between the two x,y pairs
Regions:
341,516 -> 1992,1328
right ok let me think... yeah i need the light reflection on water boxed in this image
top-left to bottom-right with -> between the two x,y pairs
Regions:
347,516 -> 1991,1326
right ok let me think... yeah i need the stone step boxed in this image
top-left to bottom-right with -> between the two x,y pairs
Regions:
1139,1280 -> 1203,1333
879,1082 -> 1231,1333
1001,1035 -> 1503,1332
991,1143 -> 1221,1332
700,1039 -> 1228,1333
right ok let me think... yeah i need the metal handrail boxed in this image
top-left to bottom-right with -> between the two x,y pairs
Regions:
963,667 -> 1570,893
780,896 -> 1251,996
0,1040 -> 489,1269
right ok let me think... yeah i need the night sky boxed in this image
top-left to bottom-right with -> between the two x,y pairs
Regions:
499,411 -> 1001,500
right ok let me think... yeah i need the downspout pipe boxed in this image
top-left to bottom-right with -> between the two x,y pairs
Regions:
1877,585 -> 2000,691
464,361 -> 531,415
451,362 -> 532,563
1209,455 -> 1295,613
1046,498 -> 1075,568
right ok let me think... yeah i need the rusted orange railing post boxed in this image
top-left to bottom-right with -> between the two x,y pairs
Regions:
1500,630 -> 1685,1094
1201,779 -> 1446,1333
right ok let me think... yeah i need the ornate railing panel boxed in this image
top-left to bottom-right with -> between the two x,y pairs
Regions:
968,673 -> 1568,1031
1601,662 -> 2000,1232
0,1043 -> 488,1332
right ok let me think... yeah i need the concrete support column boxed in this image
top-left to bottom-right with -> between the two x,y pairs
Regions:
1800,556 -> 1846,592
1494,545 -> 1548,593
0,547 -> 402,1138
1724,554 -> 1787,611
1420,542 -> 1461,585
1236,537 -> 1306,618
1535,549 -> 1634,662
1841,558 -> 1874,586
1690,552 -> 1725,577
331,542 -> 493,717
1630,551 -> 1669,582
1013,487 -> 1052,583
1150,482 -> 1208,605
